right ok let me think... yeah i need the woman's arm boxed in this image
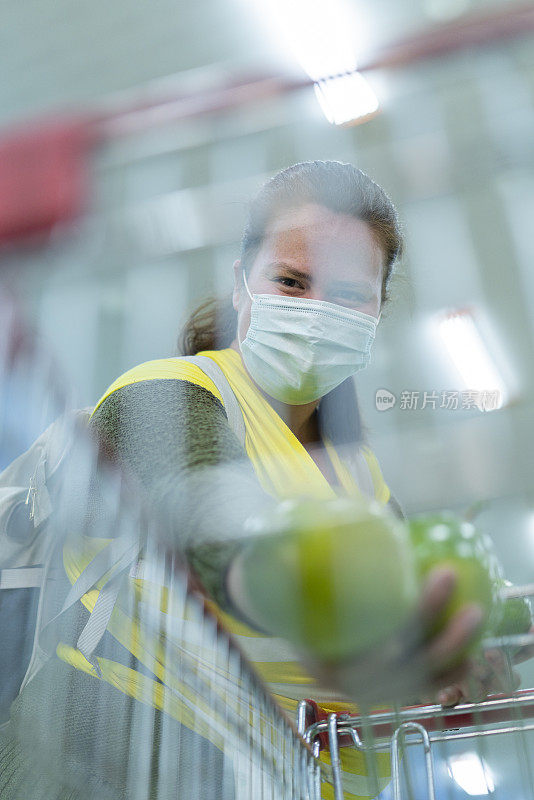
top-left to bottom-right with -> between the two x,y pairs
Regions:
89,378 -> 273,613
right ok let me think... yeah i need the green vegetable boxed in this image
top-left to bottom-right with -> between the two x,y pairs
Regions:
241,495 -> 418,661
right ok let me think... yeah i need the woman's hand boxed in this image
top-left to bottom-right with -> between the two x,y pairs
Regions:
434,624 -> 534,707
432,650 -> 520,707
302,567 -> 488,709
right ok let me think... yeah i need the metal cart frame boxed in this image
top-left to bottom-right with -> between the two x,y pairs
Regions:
296,586 -> 534,800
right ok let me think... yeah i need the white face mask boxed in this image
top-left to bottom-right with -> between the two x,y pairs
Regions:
238,270 -> 380,405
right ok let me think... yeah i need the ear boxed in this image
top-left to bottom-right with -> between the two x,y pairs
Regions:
232,259 -> 242,312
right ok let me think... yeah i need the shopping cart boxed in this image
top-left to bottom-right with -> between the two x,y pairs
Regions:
3,302 -> 533,800
296,584 -> 534,800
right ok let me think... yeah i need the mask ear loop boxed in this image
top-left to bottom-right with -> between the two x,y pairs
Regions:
237,269 -> 254,351
242,268 -> 254,302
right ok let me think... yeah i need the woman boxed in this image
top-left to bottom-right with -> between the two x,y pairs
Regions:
0,161 -> 514,800
85,161 -> 502,791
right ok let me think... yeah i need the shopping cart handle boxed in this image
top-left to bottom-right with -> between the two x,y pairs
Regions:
301,689 -> 534,750
302,699 -> 357,751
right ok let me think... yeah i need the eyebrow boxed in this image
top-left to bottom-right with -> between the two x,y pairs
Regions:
265,263 -> 311,282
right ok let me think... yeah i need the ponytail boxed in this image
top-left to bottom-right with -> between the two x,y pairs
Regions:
177,295 -> 236,356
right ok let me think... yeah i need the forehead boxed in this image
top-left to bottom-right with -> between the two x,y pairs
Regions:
258,203 -> 383,284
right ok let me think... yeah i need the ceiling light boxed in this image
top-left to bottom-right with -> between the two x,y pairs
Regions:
314,73 -> 379,126
251,0 -> 377,124
436,308 -> 508,410
447,752 -> 495,796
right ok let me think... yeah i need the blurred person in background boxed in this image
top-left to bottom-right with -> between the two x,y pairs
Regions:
0,162 -> 521,800
0,285 -> 68,723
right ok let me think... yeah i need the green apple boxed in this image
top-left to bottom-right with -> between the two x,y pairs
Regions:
490,580 -> 532,639
408,512 -> 502,646
240,495 -> 418,661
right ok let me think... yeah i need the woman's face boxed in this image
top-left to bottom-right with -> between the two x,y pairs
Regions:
232,203 -> 384,346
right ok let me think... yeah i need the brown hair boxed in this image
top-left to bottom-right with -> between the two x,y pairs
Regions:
177,160 -> 403,445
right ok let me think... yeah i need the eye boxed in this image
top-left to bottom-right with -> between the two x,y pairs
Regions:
274,277 -> 304,290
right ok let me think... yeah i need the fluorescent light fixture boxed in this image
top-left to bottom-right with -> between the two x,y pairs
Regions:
437,308 -> 508,410
314,73 -> 379,126
527,511 -> 534,548
447,753 -> 495,796
250,0 -> 377,124
258,0 -> 358,81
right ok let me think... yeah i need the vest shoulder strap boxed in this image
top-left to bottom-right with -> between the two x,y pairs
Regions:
344,447 -> 376,499
180,355 -> 246,449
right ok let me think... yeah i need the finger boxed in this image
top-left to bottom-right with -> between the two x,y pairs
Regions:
512,627 -> 534,664
478,649 -> 519,693
434,661 -> 471,689
426,605 -> 484,671
513,646 -> 534,665
417,567 -> 457,629
491,668 -> 522,694
463,677 -> 489,704
489,663 -> 521,694
468,652 -> 500,685
507,624 -> 534,664
465,658 -> 517,698
437,685 -> 463,707
395,568 -> 457,657
483,648 -> 508,674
